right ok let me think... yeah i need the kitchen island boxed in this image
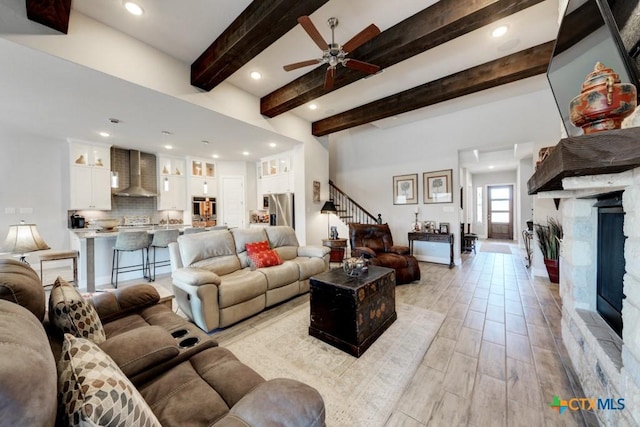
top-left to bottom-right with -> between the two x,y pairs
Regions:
70,225 -> 222,292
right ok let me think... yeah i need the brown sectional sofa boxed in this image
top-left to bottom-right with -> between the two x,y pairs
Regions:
169,226 -> 330,332
0,259 -> 325,426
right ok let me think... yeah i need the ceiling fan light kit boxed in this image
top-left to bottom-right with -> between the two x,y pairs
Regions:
283,16 -> 381,90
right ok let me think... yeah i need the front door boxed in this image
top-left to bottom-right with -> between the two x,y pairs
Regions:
487,185 -> 513,240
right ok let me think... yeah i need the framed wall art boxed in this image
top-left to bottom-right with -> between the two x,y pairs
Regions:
439,222 -> 450,234
393,174 -> 418,205
423,169 -> 453,204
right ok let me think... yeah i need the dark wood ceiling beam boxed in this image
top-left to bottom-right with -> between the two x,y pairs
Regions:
311,41 -> 554,137
261,0 -> 546,117
191,0 -> 329,91
25,0 -> 71,34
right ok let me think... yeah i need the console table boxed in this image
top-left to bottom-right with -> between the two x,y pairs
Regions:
408,232 -> 455,268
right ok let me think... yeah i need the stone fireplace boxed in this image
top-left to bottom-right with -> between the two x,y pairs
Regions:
554,169 -> 639,426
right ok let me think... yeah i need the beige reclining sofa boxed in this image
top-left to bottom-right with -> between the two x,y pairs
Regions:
170,226 -> 330,332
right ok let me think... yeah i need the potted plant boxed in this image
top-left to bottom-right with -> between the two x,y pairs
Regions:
534,217 -> 563,283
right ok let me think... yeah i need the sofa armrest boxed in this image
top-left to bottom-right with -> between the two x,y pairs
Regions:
220,378 -> 325,427
298,245 -> 331,258
387,245 -> 410,255
99,325 -> 179,378
351,247 -> 377,258
172,267 -> 222,287
89,284 -> 160,323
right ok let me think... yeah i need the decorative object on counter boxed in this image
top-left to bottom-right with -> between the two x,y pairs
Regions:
393,173 -> 418,205
439,222 -> 450,234
320,200 -> 338,238
343,256 -> 368,277
162,165 -> 169,174
70,213 -> 85,229
534,217 -> 563,283
313,180 -> 320,202
110,171 -> 119,188
2,221 -> 50,264
75,154 -> 86,164
423,169 -> 453,204
91,218 -> 120,231
569,62 -> 637,134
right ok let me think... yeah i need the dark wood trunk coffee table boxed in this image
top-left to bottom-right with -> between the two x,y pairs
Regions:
309,265 -> 396,357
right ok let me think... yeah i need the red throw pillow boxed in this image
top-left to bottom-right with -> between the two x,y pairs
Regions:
249,249 -> 283,268
245,240 -> 270,256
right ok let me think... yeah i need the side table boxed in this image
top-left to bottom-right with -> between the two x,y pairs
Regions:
322,238 -> 347,264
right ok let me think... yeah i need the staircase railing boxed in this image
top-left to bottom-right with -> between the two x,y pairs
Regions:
329,180 -> 381,225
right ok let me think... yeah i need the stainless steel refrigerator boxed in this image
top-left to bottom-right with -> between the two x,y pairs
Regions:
266,193 -> 294,229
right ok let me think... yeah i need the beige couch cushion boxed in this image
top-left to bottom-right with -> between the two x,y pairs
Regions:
265,226 -> 299,248
258,261 -> 300,290
291,257 -> 328,281
178,230 -> 240,273
218,269 -> 267,309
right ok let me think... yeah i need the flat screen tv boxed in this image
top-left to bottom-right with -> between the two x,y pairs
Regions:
547,0 -> 640,137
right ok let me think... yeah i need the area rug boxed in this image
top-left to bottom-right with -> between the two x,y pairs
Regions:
222,302 -> 444,427
479,242 -> 513,254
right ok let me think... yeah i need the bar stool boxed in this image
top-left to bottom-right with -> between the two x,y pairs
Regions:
148,229 -> 179,281
111,231 -> 151,288
39,250 -> 79,287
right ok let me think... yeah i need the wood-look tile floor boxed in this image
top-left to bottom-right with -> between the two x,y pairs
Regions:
105,241 -> 599,427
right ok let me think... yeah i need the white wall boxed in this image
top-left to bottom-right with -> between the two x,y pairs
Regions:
0,129 -> 69,261
518,157 -> 535,245
329,80 -> 562,264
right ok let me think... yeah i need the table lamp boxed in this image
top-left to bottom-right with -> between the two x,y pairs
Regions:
2,220 -> 50,264
320,201 -> 337,238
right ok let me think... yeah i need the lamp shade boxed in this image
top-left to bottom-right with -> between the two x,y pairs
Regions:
320,201 -> 337,214
3,221 -> 49,255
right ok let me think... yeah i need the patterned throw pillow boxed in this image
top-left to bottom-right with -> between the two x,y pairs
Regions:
49,277 -> 106,344
249,249 -> 283,268
57,334 -> 161,427
245,240 -> 270,256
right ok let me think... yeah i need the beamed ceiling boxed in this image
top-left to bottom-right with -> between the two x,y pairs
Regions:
23,0 -> 559,140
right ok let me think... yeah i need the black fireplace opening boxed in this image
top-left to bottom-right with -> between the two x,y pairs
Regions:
595,191 -> 626,337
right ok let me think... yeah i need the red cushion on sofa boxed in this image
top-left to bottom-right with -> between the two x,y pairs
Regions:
245,240 -> 270,256
249,249 -> 283,268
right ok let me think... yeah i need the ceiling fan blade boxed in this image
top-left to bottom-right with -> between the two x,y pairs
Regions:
298,16 -> 328,51
342,24 -> 380,53
345,59 -> 380,74
283,59 -> 321,71
324,67 -> 335,90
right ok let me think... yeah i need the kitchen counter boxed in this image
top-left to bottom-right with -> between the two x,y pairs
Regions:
69,225 -> 222,292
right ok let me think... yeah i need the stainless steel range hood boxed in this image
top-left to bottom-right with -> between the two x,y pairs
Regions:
115,150 -> 157,197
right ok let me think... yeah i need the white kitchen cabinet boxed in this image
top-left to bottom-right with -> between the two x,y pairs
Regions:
190,177 -> 217,197
70,167 -> 111,210
158,156 -> 186,210
258,151 -> 293,195
69,140 -> 112,210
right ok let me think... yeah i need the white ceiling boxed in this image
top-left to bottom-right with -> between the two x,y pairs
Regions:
0,0 -> 561,165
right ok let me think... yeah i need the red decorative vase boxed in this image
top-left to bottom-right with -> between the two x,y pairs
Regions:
569,62 -> 637,134
544,258 -> 559,284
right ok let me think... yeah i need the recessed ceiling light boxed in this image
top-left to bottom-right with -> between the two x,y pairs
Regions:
164,145 -> 173,150
99,131 -> 110,137
250,71 -> 262,80
269,143 -> 277,148
309,104 -> 318,110
242,151 -> 249,156
124,1 -> 144,16
212,154 -> 219,159
488,165 -> 495,169
491,25 -> 509,38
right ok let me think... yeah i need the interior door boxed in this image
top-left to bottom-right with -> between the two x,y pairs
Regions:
487,185 -> 513,240
221,176 -> 245,228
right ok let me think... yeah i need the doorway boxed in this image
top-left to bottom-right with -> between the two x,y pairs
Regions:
221,176 -> 245,228
487,185 -> 513,240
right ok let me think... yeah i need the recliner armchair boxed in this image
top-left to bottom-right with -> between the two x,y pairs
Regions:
349,223 -> 420,284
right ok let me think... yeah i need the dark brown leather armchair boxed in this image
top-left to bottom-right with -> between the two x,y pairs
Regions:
349,223 -> 420,285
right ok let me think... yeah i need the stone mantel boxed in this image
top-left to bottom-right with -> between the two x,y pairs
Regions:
528,127 -> 640,195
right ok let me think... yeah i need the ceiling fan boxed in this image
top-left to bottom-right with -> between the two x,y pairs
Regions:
283,16 -> 381,90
